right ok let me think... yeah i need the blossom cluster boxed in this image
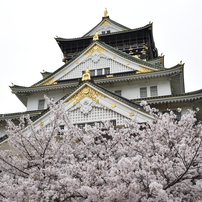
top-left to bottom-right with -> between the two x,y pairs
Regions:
0,100 -> 202,201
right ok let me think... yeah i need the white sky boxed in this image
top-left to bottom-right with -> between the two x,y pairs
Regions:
0,0 -> 202,113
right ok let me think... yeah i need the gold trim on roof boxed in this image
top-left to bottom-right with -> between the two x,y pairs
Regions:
85,45 -> 107,56
136,66 -> 154,74
41,78 -> 57,86
134,55 -> 140,58
66,86 -> 107,106
101,21 -> 111,26
106,75 -> 113,78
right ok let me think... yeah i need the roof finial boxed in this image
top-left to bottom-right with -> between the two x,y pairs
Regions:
104,8 -> 108,17
179,60 -> 183,65
82,68 -> 91,81
93,32 -> 99,41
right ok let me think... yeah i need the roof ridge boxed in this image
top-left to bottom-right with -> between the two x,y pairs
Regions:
82,16 -> 130,37
56,23 -> 152,41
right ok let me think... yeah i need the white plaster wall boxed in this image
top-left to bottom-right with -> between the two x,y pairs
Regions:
27,88 -> 72,111
181,106 -> 193,116
59,56 -> 134,81
26,77 -> 172,111
102,77 -> 172,100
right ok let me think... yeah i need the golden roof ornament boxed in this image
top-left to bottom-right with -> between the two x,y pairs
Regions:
179,60 -> 183,65
82,68 -> 91,81
104,8 -> 108,17
93,32 -> 99,41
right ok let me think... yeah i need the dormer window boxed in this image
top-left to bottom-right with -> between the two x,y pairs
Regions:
107,30 -> 111,34
102,31 -> 105,34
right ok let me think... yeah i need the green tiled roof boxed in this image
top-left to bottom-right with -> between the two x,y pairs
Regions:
98,41 -> 166,70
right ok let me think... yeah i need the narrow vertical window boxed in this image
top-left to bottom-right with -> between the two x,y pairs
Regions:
150,86 -> 158,97
97,69 -> 102,76
111,120 -> 116,126
140,87 -> 147,98
58,125 -> 64,136
90,70 -> 95,76
38,99 -> 45,110
104,68 -> 110,75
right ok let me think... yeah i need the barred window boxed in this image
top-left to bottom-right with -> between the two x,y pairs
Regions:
150,86 -> 158,97
111,120 -> 116,126
140,87 -> 147,98
90,70 -> 95,76
104,68 -> 110,74
77,123 -> 85,129
97,69 -> 102,76
38,99 -> 45,110
58,125 -> 64,136
87,122 -> 95,127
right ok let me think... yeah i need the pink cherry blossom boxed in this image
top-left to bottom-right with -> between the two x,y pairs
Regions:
0,99 -> 201,201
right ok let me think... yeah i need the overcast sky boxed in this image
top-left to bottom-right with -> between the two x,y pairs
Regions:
1,0 -> 202,113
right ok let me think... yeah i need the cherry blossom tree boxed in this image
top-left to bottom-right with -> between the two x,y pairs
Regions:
0,99 -> 202,201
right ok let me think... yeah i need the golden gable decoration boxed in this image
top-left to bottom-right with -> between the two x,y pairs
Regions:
101,21 -> 111,26
66,86 -> 107,106
85,45 -> 107,56
137,66 -> 154,74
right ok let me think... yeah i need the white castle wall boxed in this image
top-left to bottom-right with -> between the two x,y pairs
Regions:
26,77 -> 172,111
26,88 -> 73,111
